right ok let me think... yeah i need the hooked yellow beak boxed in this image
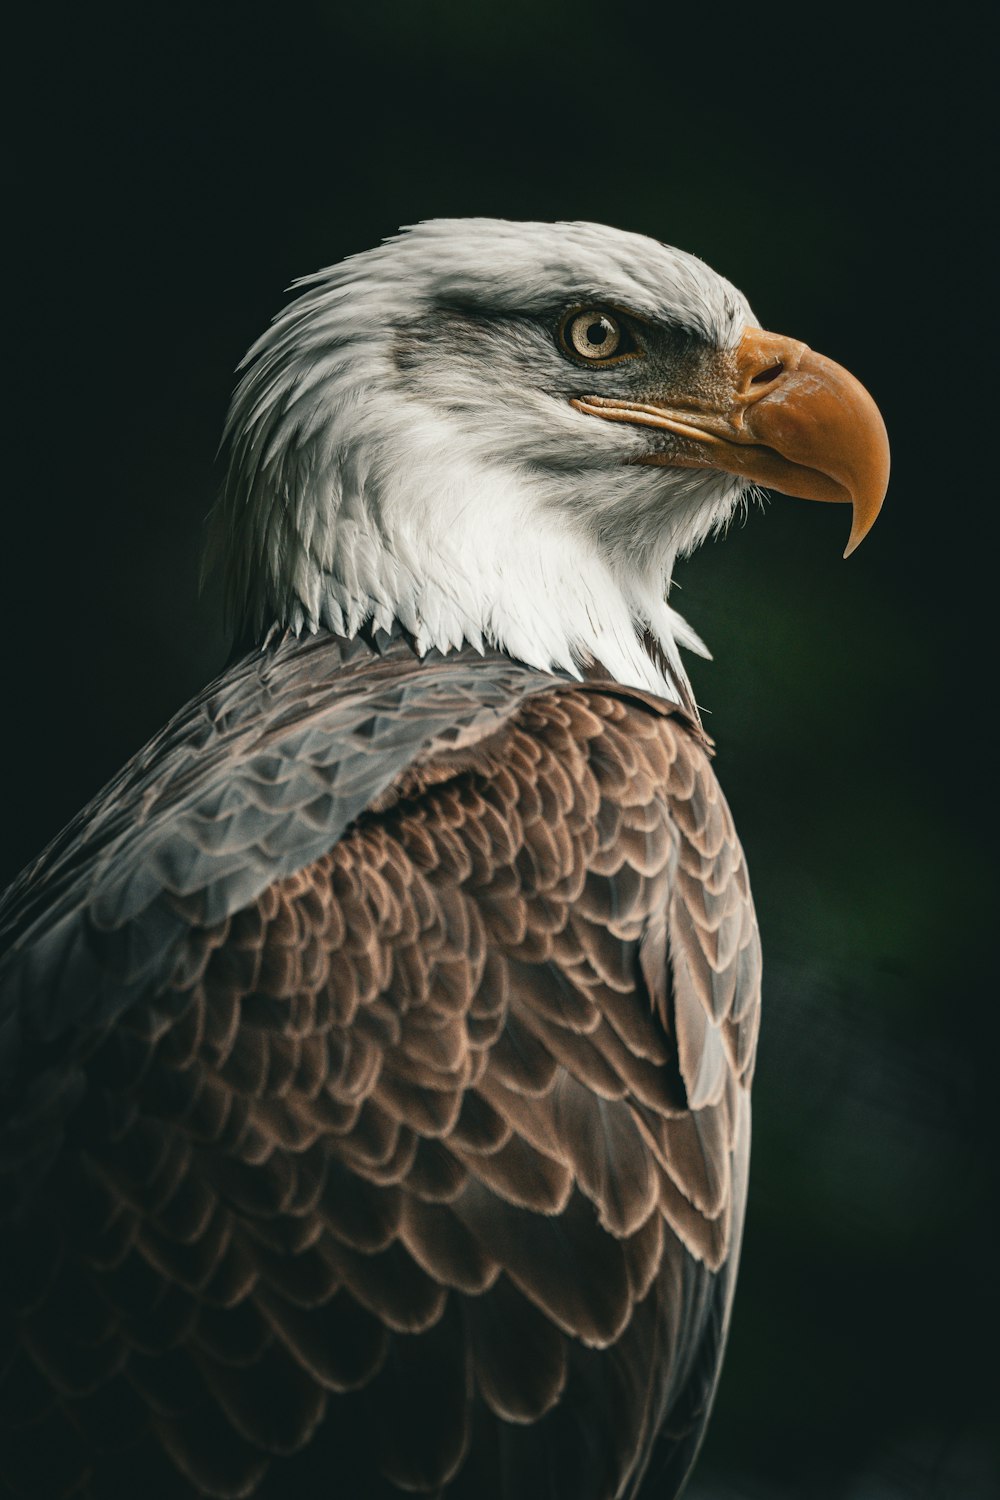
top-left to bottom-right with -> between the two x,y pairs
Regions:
571,327 -> 890,556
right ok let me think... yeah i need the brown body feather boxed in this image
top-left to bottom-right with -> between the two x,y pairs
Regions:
0,633 -> 760,1499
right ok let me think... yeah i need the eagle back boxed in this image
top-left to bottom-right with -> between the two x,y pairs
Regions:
0,630 -> 760,1500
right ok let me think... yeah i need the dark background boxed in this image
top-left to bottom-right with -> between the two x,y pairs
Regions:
7,4 -> 996,1496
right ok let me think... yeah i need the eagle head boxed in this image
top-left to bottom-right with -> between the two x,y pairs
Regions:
213,219 -> 888,700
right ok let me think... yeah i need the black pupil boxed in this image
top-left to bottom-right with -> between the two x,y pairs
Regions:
587,320 -> 609,345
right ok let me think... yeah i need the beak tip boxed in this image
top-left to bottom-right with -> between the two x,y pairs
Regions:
843,484 -> 887,558
843,519 -> 864,558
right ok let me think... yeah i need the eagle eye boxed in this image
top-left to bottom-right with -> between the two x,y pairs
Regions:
560,308 -> 636,365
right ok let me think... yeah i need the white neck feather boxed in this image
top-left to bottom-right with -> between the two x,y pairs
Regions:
219,402 -> 706,703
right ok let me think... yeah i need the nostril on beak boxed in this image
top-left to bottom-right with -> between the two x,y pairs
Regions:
750,361 -> 784,385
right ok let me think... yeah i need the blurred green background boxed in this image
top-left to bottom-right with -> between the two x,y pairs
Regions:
7,3 -> 996,1495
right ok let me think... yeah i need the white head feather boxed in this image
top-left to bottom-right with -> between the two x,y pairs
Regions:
212,218 -> 755,702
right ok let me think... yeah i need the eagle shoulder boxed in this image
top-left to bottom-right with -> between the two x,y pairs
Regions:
0,634 -> 760,1500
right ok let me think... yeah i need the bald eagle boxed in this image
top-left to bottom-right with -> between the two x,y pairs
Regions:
0,220 -> 888,1500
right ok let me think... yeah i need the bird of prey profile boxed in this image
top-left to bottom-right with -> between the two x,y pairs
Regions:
0,220 -> 889,1500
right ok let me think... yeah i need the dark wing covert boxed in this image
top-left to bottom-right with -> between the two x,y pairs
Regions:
0,630 -> 760,1499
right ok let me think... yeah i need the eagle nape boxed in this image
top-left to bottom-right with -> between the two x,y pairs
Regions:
0,218 -> 889,1500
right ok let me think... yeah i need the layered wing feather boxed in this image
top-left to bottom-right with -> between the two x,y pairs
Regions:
0,632 -> 760,1499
